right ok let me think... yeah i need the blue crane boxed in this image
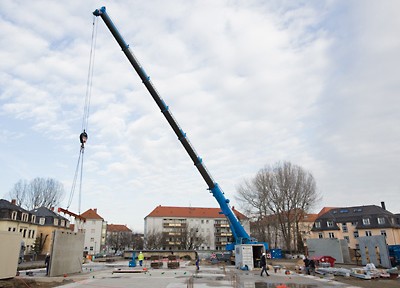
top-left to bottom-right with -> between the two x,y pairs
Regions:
93,6 -> 258,248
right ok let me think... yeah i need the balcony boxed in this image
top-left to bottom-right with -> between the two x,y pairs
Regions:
214,232 -> 232,237
214,223 -> 230,228
162,231 -> 182,236
163,223 -> 187,228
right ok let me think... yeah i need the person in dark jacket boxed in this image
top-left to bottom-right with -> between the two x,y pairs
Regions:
260,252 -> 269,276
195,252 -> 200,271
309,259 -> 316,275
45,253 -> 51,276
303,256 -> 310,275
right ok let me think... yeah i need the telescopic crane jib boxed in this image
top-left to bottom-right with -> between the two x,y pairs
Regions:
93,6 -> 263,249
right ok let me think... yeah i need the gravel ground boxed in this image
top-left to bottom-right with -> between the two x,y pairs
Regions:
269,258 -> 399,288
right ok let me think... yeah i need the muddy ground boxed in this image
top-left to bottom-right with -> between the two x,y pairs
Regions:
269,258 -> 400,288
0,278 -> 72,288
1,258 -> 398,288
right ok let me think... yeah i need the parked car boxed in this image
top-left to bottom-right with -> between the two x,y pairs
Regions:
94,253 -> 106,258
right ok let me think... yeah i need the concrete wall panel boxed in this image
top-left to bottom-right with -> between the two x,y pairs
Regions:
49,230 -> 84,277
0,231 -> 21,279
306,238 -> 347,263
358,235 -> 391,268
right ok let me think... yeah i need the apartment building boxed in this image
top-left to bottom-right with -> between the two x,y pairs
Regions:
0,199 -> 37,254
250,209 -> 318,251
144,205 -> 249,251
106,224 -> 132,252
311,202 -> 400,249
73,208 -> 107,255
30,206 -> 70,255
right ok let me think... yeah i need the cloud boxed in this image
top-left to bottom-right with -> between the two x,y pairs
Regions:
1,1 -> 399,231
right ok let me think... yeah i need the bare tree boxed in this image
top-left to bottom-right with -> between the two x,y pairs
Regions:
131,233 -> 144,250
8,179 -> 29,207
9,177 -> 65,210
107,232 -> 132,252
236,161 -> 320,253
180,226 -> 205,250
144,229 -> 164,250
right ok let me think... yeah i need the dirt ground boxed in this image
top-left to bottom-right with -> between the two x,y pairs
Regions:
269,258 -> 400,288
334,276 -> 400,288
0,278 -> 72,288
2,259 -> 399,288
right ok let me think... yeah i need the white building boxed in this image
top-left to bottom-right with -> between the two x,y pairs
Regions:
145,205 -> 250,251
74,208 -> 107,255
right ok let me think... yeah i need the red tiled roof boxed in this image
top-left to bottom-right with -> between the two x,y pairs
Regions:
107,224 -> 132,232
146,205 -> 248,220
302,213 -> 318,222
80,208 -> 103,220
317,207 -> 337,217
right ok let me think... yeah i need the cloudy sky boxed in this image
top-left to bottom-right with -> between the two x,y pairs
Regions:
1,1 -> 399,232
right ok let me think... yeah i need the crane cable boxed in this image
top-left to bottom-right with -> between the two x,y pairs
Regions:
66,15 -> 98,214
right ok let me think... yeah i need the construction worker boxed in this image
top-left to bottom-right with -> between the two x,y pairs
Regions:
138,251 -> 144,267
45,253 -> 51,276
260,252 -> 269,276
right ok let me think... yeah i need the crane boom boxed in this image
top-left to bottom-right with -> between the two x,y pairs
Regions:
93,6 -> 252,245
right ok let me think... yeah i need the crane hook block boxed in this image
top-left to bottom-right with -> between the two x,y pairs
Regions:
80,131 -> 88,145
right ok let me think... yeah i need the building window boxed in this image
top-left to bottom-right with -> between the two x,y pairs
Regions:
315,222 -> 321,228
39,218 -> 45,225
61,220 -> 65,227
342,223 -> 348,233
365,231 -> 372,236
31,230 -> 35,239
8,227 -> 12,231
318,233 -> 323,239
344,236 -> 350,243
328,232 -> 335,238
381,230 -> 387,237
11,211 -> 17,220
377,217 -> 385,225
327,221 -> 334,227
90,246 -> 93,251
22,213 -> 28,222
362,218 -> 370,225
54,218 -> 59,226
354,231 -> 359,238
90,237 -> 95,242
31,215 -> 36,223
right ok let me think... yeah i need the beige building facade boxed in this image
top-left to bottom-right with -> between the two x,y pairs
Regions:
310,203 -> 400,250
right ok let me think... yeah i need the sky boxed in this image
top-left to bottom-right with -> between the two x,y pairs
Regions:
1,1 -> 399,233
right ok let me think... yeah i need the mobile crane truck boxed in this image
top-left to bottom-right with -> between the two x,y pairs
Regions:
93,6 -> 268,270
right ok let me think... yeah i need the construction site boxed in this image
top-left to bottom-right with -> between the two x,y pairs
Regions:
1,256 -> 399,288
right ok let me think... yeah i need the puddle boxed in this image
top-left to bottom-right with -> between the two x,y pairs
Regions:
254,283 -> 319,288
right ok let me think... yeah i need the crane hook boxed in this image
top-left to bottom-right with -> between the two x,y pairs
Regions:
80,130 -> 88,148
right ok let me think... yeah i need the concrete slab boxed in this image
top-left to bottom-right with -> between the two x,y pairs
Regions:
23,262 -> 360,287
